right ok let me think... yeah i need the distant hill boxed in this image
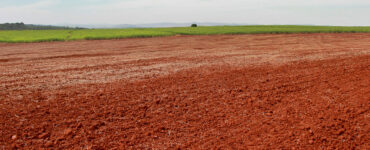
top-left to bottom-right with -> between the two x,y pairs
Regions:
0,22 -> 84,30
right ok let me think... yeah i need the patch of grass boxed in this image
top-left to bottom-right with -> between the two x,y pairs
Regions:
68,29 -> 174,40
1,25 -> 370,43
0,30 -> 71,43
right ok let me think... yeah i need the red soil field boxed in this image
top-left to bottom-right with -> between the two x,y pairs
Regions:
0,33 -> 369,149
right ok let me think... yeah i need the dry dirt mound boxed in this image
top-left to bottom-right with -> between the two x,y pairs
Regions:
0,34 -> 369,149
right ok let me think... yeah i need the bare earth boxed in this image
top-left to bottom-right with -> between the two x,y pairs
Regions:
0,33 -> 369,149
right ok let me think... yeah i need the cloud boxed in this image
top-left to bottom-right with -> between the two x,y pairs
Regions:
0,0 -> 369,25
0,0 -> 59,9
0,0 -> 60,23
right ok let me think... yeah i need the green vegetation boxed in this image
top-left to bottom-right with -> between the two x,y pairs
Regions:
0,22 -> 81,30
1,25 -> 370,43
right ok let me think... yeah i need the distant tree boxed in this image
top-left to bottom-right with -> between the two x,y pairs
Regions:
191,24 -> 197,27
0,22 -> 85,30
15,22 -> 24,25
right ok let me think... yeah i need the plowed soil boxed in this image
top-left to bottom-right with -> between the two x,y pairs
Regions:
0,33 -> 369,149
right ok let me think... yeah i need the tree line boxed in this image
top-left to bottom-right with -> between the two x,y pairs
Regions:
0,22 -> 84,30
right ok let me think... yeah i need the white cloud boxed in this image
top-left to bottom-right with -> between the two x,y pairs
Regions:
0,0 -> 370,26
0,0 -> 60,23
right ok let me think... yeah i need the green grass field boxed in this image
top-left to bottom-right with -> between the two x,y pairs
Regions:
1,25 -> 370,43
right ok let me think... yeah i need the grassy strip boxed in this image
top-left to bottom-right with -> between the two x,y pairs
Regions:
1,25 -> 370,43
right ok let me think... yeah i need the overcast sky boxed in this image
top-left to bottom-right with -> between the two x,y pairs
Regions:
1,0 -> 370,26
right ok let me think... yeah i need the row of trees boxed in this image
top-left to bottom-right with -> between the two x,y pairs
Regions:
0,22 -> 84,30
